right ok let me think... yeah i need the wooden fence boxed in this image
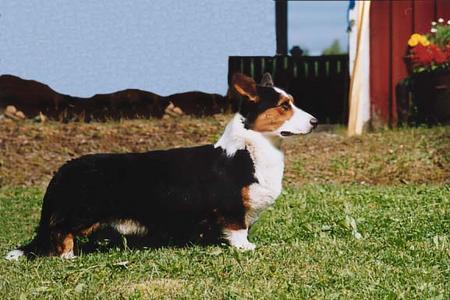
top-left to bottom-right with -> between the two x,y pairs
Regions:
228,55 -> 349,124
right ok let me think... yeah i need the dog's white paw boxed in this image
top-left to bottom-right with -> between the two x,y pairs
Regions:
224,228 -> 256,251
5,249 -> 24,261
234,241 -> 256,251
60,250 -> 76,260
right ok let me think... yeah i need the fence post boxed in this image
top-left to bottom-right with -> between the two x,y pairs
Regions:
275,0 -> 288,55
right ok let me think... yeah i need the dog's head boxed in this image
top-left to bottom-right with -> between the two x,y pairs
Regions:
230,73 -> 317,137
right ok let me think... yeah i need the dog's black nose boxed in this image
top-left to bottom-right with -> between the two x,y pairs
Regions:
310,118 -> 318,128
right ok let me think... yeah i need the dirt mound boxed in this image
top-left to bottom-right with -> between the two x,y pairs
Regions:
0,75 -> 231,122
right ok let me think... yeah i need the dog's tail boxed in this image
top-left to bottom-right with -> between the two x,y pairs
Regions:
5,223 -> 53,260
5,199 -> 54,260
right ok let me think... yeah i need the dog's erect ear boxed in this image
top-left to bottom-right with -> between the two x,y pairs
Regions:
232,73 -> 258,102
259,73 -> 274,87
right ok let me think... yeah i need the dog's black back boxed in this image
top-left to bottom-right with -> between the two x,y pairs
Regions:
28,145 -> 256,256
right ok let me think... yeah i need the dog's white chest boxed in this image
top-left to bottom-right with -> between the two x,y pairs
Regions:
246,143 -> 284,226
214,114 -> 286,226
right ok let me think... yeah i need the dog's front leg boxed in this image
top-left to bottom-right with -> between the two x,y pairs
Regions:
223,228 -> 256,251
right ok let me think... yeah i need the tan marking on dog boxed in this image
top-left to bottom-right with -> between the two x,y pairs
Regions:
56,233 -> 74,256
215,187 -> 250,230
218,212 -> 246,231
224,223 -> 243,231
242,186 -> 255,227
242,186 -> 251,210
79,223 -> 100,236
252,99 -> 294,132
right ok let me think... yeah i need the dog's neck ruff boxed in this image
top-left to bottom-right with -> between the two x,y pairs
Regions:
215,114 -> 283,157
215,114 -> 284,200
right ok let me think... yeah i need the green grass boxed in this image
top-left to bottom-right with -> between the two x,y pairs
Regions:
1,185 -> 449,299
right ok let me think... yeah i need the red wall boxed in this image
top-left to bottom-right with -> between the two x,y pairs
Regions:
370,0 -> 450,126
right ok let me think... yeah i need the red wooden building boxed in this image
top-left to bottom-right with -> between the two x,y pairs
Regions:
370,0 -> 450,126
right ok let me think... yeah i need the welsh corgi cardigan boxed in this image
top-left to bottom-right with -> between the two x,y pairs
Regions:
6,73 -> 317,260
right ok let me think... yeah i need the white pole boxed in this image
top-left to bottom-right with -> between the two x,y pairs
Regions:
347,1 -> 371,136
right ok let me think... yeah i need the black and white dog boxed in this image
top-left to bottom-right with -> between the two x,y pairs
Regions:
6,73 -> 317,260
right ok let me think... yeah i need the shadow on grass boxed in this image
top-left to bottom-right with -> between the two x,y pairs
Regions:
74,225 -> 224,257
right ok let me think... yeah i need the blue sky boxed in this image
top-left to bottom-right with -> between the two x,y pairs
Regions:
1,1 -> 348,97
289,1 -> 349,55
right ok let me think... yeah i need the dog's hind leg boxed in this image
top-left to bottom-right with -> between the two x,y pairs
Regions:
55,222 -> 102,258
51,230 -> 75,259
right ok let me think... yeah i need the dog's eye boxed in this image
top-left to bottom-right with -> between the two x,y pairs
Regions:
280,102 -> 291,111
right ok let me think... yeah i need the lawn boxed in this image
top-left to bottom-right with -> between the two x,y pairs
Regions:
0,117 -> 449,298
0,184 -> 449,299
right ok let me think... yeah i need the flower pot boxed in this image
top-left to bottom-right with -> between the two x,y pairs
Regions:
411,69 -> 450,124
